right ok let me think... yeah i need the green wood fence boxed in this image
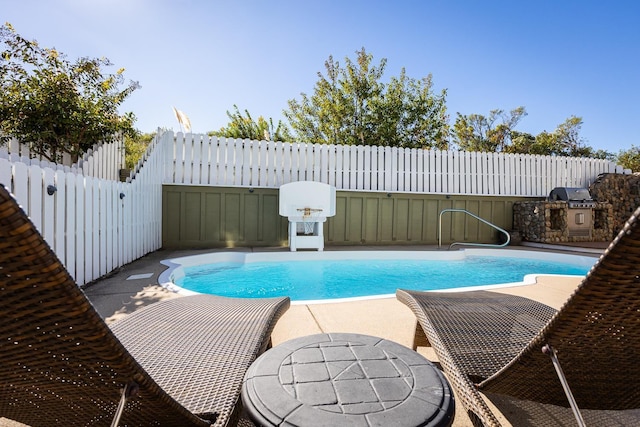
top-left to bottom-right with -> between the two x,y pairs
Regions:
162,185 -> 533,249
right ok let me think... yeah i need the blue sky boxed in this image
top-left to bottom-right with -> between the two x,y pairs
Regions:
3,0 -> 639,153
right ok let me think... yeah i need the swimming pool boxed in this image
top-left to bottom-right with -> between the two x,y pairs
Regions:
159,249 -> 597,304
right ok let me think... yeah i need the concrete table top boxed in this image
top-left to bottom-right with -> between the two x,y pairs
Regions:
242,333 -> 454,426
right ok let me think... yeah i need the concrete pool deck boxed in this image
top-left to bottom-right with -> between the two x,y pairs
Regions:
0,244 -> 603,427
79,244 -> 600,427
82,244 -> 601,328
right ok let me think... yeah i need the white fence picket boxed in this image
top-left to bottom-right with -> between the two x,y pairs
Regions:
409,148 -> 417,192
288,142 -> 297,183
83,177 -> 94,283
65,172 -> 76,281
258,139 -> 268,186
199,135 -> 210,185
114,183 -> 121,268
29,165 -> 44,233
325,145 -> 334,186
232,139 -> 249,186
92,178 -> 100,281
93,144 -> 103,179
223,138 -> 234,185
42,168 -> 55,248
184,134 -> 193,184
385,146 -> 392,191
320,144 -> 330,184
174,132 -> 185,184
449,150 -> 457,194
348,145 -> 357,190
250,140 -> 260,186
54,170 -> 66,264
461,151 -> 470,194
363,145 -> 372,190
73,173 -> 84,284
0,158 -> 11,189
335,145 -> 343,189
10,139 -> 20,156
122,182 -> 132,265
397,148 -> 405,192
368,146 -> 377,191
242,139 -> 252,186
106,181 -> 115,274
376,147 -> 384,191
9,163 -> 27,209
192,134 -> 202,185
307,143 -> 316,182
272,141 -> 288,187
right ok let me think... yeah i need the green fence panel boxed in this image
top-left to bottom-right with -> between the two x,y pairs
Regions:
162,185 -> 535,249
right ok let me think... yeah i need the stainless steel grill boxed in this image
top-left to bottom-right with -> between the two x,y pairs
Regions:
548,187 -> 595,237
548,187 -> 597,209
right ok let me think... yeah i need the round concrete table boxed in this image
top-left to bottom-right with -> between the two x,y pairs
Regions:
242,333 -> 454,426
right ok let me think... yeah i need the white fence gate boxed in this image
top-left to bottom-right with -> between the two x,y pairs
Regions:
0,134 -> 164,286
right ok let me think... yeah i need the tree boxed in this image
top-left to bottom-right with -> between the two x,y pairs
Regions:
504,116 -> 613,159
453,107 -> 614,159
452,107 -> 527,152
284,48 -> 449,149
0,23 -> 139,162
551,116 -> 586,156
507,130 -> 548,155
374,71 -> 449,149
548,116 -> 612,159
209,105 -> 293,142
124,131 -> 155,170
616,145 -> 640,172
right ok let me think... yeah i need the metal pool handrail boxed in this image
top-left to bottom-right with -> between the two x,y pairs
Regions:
438,208 -> 511,249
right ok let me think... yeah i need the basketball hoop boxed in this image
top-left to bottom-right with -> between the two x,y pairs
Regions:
297,207 -> 323,234
279,181 -> 336,251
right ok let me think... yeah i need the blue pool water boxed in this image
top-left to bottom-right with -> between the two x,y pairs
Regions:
173,255 -> 593,301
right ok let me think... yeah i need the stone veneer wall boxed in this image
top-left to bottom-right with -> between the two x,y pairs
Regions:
589,173 -> 640,234
513,201 -> 613,243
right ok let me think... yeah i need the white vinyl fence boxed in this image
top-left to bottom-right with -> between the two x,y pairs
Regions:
167,133 -> 629,197
0,137 -> 125,180
0,133 -> 164,286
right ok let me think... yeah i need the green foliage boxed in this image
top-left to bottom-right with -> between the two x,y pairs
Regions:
209,105 -> 293,142
549,116 -> 587,156
616,145 -> 640,172
0,23 -> 139,162
124,131 -> 155,170
283,48 -> 449,149
453,107 -> 527,152
454,107 -> 614,159
505,116 -> 613,159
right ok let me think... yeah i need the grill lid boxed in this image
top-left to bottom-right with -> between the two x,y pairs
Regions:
548,187 -> 593,202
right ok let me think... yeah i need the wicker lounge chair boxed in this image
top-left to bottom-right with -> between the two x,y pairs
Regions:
397,207 -> 640,426
0,185 -> 290,426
